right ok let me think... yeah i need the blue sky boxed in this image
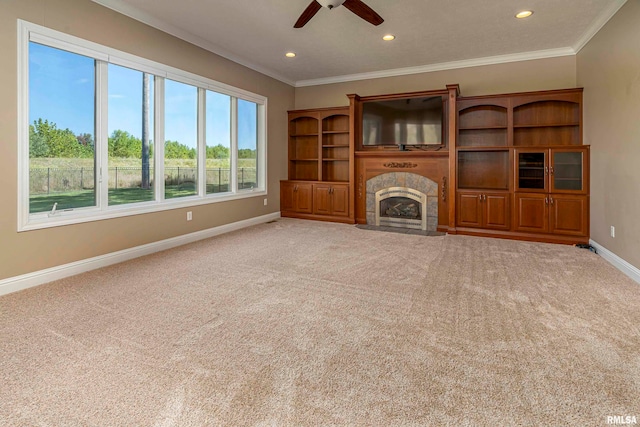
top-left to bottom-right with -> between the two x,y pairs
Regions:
29,42 -> 257,150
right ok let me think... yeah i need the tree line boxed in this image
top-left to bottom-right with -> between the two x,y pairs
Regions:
29,119 -> 256,160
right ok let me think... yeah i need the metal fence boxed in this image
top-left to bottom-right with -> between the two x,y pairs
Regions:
30,167 -> 257,194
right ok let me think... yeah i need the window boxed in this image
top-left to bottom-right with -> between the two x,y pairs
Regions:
164,79 -> 198,199
18,20 -> 267,231
205,91 -> 231,194
108,64 -> 155,206
28,42 -> 97,214
238,99 -> 259,190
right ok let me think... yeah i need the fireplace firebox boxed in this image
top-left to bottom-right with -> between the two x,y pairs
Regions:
375,187 -> 427,230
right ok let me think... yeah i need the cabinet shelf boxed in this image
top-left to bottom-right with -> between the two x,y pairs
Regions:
514,123 -> 579,128
322,144 -> 349,148
291,133 -> 319,137
457,128 -> 508,147
322,130 -> 349,135
322,159 -> 348,162
457,146 -> 510,151
291,158 -> 318,161
459,125 -> 508,131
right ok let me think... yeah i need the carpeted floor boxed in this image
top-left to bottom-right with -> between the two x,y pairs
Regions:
1,218 -> 639,426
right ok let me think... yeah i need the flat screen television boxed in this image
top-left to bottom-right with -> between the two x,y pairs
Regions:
362,96 -> 443,147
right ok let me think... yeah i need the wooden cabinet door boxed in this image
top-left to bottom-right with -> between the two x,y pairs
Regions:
550,148 -> 588,194
515,149 -> 548,193
280,182 -> 296,212
281,181 -> 313,214
296,183 -> 313,213
457,192 -> 483,228
313,184 -> 332,215
331,185 -> 349,217
484,193 -> 510,230
514,193 -> 548,233
549,194 -> 588,236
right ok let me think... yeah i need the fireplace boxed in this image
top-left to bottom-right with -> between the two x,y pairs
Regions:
376,187 -> 427,230
366,172 -> 438,232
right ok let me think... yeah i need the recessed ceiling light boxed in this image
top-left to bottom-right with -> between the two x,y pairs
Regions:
285,52 -> 296,58
515,10 -> 533,19
382,34 -> 395,41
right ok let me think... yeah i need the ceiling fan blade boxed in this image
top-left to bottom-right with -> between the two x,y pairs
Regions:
342,0 -> 384,26
294,1 -> 323,28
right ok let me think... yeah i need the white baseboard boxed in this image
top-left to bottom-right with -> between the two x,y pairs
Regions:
0,212 -> 281,297
590,239 -> 640,284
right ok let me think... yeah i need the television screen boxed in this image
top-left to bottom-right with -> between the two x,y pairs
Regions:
362,96 -> 443,146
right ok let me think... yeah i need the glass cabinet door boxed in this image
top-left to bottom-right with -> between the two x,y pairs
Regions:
552,150 -> 584,192
517,151 -> 546,191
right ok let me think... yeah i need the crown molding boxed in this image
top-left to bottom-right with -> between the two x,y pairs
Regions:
90,0 -> 296,86
295,47 -> 576,87
573,0 -> 628,53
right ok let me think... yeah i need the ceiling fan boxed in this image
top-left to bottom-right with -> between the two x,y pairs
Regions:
294,0 -> 384,28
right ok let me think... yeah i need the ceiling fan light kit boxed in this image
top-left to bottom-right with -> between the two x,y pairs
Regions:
294,0 -> 384,28
316,0 -> 346,9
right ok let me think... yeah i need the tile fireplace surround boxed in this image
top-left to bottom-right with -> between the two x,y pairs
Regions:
366,172 -> 438,232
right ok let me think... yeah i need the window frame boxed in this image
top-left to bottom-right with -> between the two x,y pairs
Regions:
17,20 -> 267,232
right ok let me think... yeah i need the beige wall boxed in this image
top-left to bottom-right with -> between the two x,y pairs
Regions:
0,0 -> 294,280
578,0 -> 640,269
294,56 -> 577,109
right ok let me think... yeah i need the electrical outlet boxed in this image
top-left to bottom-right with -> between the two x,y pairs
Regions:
610,225 -> 615,238
263,198 -> 268,206
187,211 -> 192,221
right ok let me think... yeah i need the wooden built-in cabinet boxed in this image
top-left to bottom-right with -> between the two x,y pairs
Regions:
514,147 -> 588,194
514,193 -> 589,237
313,183 -> 349,217
281,181 -> 313,214
457,192 -> 510,230
281,87 -> 588,244
281,107 -> 354,223
454,88 -> 589,244
513,146 -> 589,237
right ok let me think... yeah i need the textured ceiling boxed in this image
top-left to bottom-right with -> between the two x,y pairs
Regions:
92,0 -> 627,86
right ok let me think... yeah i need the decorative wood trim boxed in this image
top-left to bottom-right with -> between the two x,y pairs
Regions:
441,176 -> 447,202
383,162 -> 417,169
447,84 -> 459,232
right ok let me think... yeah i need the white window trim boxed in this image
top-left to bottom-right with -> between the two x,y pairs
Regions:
17,20 -> 267,232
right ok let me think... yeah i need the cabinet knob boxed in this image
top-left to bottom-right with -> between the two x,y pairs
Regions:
294,185 -> 298,191
550,197 -> 554,205
544,166 -> 549,175
549,166 -> 554,175
545,197 -> 549,205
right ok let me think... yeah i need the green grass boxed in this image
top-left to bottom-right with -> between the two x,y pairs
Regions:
29,184 -> 237,213
29,157 -> 255,213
